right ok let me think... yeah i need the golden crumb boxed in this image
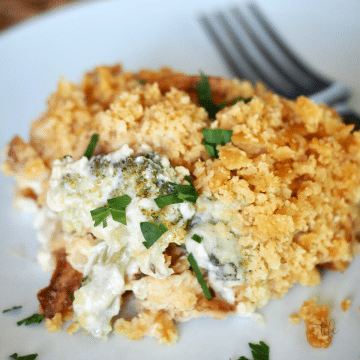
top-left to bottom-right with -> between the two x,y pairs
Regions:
114,310 -> 178,345
288,313 -> 301,325
298,299 -> 334,348
45,313 -> 63,333
341,299 -> 352,311
135,270 -> 236,321
67,322 -> 81,336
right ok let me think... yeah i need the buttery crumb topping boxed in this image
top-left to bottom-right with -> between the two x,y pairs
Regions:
2,64 -> 360,345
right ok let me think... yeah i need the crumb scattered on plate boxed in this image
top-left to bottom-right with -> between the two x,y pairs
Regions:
341,298 -> 352,311
298,298 -> 334,348
288,313 -> 301,326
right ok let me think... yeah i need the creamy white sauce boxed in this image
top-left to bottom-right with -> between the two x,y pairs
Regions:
46,144 -> 196,338
73,263 -> 124,338
185,195 -> 245,304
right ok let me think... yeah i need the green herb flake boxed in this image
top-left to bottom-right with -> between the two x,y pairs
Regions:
187,253 -> 212,300
154,193 -> 184,208
79,276 -> 88,289
232,96 -> 252,105
91,195 -> 132,227
237,341 -> 270,360
185,175 -> 195,187
203,143 -> 218,158
196,73 -> 222,118
141,222 -> 168,249
17,314 -> 45,326
84,134 -> 99,159
154,176 -> 199,208
3,306 -> 22,313
176,184 -> 198,203
202,128 -> 233,158
10,353 -> 38,360
202,128 -> 232,144
196,73 -> 251,119
191,234 -> 203,243
90,206 -> 109,227
68,291 -> 75,302
108,194 -> 132,225
78,276 -> 89,290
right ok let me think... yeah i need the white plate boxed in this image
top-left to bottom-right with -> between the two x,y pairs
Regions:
1,1 -> 360,359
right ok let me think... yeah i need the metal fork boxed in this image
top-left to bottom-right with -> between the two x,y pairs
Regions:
199,3 -> 359,128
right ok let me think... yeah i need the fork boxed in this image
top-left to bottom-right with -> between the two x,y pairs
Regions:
199,2 -> 360,128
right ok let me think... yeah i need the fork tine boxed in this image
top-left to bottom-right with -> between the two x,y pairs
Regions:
216,12 -> 300,97
200,3 -> 353,106
247,3 -> 331,94
199,14 -> 249,80
231,7 -> 311,97
200,13 -> 294,97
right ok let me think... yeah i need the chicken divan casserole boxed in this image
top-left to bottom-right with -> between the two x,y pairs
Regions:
2,65 -> 360,344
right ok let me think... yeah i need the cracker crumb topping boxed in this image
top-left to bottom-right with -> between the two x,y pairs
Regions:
2,64 -> 360,345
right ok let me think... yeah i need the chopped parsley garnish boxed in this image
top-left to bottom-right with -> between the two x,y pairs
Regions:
154,175 -> 199,207
77,276 -> 89,292
68,291 -> 75,302
3,306 -> 22,313
232,96 -> 252,105
191,234 -> 203,243
187,253 -> 212,300
202,128 -> 233,158
196,73 -> 251,118
137,79 -> 146,84
237,341 -> 270,360
10,353 -> 38,360
84,134 -> 99,159
17,314 -> 45,326
196,73 -> 222,118
154,193 -> 184,208
107,196 -> 132,223
90,206 -> 109,227
90,194 -> 132,228
141,222 -> 168,249
79,276 -> 88,289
